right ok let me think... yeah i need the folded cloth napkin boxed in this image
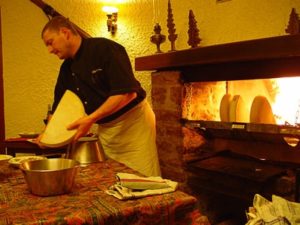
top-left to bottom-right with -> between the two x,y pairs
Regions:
106,172 -> 178,200
246,194 -> 300,225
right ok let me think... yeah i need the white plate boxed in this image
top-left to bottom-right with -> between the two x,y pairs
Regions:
0,154 -> 13,161
18,132 -> 39,138
8,156 -> 46,168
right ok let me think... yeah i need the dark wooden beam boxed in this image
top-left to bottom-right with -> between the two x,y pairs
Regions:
182,57 -> 300,82
135,34 -> 300,81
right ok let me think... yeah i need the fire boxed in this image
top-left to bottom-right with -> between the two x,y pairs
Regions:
272,77 -> 300,125
182,78 -> 300,126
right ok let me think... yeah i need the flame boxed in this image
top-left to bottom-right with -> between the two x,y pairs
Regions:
272,77 -> 300,125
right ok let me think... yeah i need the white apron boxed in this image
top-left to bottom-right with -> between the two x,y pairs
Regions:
98,100 -> 161,177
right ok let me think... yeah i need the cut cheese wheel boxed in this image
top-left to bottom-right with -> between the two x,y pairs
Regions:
250,96 -> 276,124
229,95 -> 248,123
219,94 -> 232,122
40,90 -> 85,147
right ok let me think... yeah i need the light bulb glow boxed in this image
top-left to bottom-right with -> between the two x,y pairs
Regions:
102,6 -> 118,14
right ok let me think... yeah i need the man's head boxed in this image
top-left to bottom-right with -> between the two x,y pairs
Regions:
42,16 -> 81,59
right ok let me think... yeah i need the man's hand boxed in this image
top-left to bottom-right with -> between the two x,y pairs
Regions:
67,116 -> 94,142
34,133 -> 47,149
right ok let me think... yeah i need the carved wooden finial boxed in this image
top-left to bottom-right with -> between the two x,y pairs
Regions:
286,8 -> 300,35
167,0 -> 178,51
150,23 -> 166,53
188,10 -> 201,48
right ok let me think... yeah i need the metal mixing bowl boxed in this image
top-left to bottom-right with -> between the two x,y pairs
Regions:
20,158 -> 80,196
66,136 -> 106,164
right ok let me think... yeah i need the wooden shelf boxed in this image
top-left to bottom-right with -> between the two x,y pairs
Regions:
135,34 -> 300,82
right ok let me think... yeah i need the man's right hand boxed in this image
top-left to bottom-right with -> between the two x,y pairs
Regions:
34,133 -> 47,149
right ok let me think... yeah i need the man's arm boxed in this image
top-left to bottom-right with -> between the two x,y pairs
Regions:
67,92 -> 137,142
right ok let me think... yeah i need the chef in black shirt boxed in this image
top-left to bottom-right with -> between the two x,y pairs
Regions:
39,16 -> 161,177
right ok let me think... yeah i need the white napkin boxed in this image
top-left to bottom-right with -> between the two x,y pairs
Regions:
106,172 -> 178,200
246,194 -> 300,225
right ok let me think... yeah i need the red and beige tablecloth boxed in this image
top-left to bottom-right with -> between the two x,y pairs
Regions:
0,159 -> 209,225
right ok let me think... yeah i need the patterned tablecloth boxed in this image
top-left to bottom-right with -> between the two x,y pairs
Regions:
0,159 -> 209,225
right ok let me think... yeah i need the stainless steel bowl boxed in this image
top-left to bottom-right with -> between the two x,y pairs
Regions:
66,136 -> 106,164
20,158 -> 80,196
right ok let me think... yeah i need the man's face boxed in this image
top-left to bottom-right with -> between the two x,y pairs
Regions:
42,28 -> 71,59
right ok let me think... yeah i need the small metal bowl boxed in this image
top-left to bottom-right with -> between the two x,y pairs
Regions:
20,158 -> 80,196
66,136 -> 106,164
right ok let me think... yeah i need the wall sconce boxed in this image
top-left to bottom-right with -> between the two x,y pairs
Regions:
102,6 -> 118,34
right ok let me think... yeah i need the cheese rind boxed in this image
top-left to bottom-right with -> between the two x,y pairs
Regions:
220,94 -> 232,122
250,96 -> 276,124
40,90 -> 85,147
229,95 -> 248,123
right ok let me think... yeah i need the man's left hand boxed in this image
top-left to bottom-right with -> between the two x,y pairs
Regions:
67,116 -> 94,142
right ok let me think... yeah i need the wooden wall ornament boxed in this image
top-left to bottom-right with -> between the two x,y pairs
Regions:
188,10 -> 201,48
167,0 -> 177,52
286,8 -> 300,35
150,23 -> 166,53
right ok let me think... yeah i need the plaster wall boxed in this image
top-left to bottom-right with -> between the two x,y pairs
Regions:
0,0 -> 299,137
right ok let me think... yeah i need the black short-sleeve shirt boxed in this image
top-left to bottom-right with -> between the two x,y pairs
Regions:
52,38 -> 146,124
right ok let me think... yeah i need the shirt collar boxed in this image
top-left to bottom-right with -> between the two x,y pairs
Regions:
73,38 -> 86,61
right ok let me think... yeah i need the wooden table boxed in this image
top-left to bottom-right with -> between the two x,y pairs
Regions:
4,138 -> 66,157
0,159 -> 209,225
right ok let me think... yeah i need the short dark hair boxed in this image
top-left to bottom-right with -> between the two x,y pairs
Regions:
41,16 -> 78,38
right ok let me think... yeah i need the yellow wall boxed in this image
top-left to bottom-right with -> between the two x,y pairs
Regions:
0,0 -> 299,137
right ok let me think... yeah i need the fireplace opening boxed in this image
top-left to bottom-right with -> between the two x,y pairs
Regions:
182,77 -> 300,126
181,77 -> 300,155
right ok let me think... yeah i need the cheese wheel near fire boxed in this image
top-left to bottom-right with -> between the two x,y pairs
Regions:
219,94 -> 232,122
40,90 -> 85,147
229,95 -> 249,123
250,96 -> 276,124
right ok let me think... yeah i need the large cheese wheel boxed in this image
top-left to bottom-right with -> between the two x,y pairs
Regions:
219,94 -> 232,122
229,95 -> 248,123
250,96 -> 276,124
40,90 -> 85,147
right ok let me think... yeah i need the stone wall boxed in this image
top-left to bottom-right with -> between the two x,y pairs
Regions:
151,71 -> 186,183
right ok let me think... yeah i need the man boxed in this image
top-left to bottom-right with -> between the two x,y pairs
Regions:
39,16 -> 161,177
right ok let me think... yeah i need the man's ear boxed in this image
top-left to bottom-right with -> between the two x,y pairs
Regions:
60,27 -> 71,39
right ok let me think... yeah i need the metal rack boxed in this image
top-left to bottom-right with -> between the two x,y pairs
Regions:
182,119 -> 300,146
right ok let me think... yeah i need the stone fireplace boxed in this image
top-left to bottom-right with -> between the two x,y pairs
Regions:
136,34 -> 300,224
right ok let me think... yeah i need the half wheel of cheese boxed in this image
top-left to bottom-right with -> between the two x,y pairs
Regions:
40,90 -> 85,147
219,94 -> 232,122
229,95 -> 248,123
250,96 -> 276,124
